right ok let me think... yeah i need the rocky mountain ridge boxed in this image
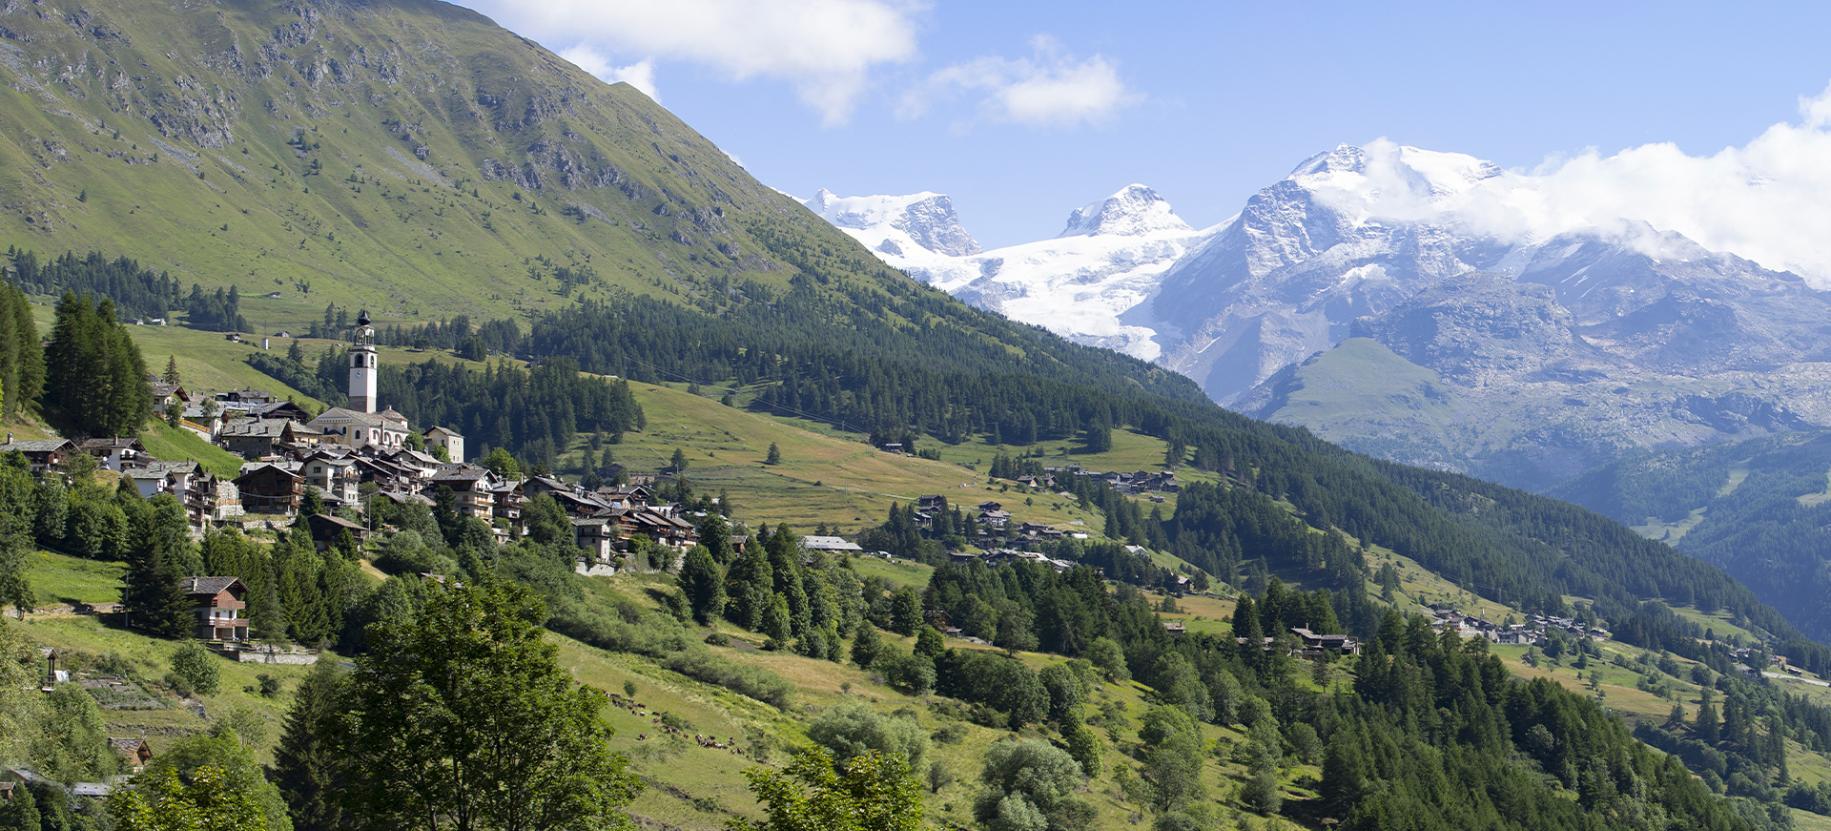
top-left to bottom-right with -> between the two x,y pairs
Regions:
813,144 -> 1831,492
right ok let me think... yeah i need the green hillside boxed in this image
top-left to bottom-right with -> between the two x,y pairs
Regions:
0,0 -> 890,326
1556,430 -> 1831,642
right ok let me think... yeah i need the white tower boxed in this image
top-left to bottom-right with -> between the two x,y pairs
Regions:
349,310 -> 378,413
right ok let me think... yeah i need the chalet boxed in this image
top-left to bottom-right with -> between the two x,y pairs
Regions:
609,507 -> 697,548
110,739 -> 153,774
1163,620 -> 1187,636
385,448 -> 443,480
190,475 -> 243,529
178,576 -> 248,641
247,400 -> 313,422
801,535 -> 862,553
597,484 -> 655,506
425,426 -> 465,463
124,460 -> 198,500
178,405 -> 223,440
377,489 -> 435,509
430,464 -> 496,522
234,463 -> 304,515
527,476 -> 610,517
306,513 -> 369,551
300,455 -> 361,505
917,495 -> 947,512
214,388 -> 278,412
149,382 -> 190,414
1291,627 -> 1361,657
77,438 -> 146,472
489,479 -> 524,526
573,517 -> 617,565
219,418 -> 322,457
0,437 -> 73,473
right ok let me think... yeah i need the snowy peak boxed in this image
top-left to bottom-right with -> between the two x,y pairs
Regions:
802,189 -> 981,256
1289,141 -> 1503,200
1059,184 -> 1192,238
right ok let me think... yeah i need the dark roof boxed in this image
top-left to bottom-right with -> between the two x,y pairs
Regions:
0,439 -> 73,453
178,576 -> 243,596
431,464 -> 491,483
307,513 -> 368,533
79,437 -> 144,452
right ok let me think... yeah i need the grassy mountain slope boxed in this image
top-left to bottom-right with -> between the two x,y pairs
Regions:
0,0 -> 890,324
1556,430 -> 1831,641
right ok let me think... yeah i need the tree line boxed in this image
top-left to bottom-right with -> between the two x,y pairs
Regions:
4,247 -> 248,331
244,347 -> 644,469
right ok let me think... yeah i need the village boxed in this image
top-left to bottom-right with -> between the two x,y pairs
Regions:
1425,603 -> 1612,646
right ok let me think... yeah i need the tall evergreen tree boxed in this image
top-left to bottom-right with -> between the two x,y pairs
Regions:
270,662 -> 352,831
119,495 -> 196,639
43,293 -> 151,437
678,546 -> 726,625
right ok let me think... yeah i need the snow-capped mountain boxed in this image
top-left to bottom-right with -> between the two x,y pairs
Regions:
1136,144 -> 1511,401
802,189 -> 982,259
802,184 -> 1215,360
803,142 -> 1831,495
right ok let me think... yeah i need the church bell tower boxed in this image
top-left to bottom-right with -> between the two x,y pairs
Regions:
349,310 -> 377,413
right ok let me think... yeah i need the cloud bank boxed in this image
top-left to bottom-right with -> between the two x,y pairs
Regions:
900,35 -> 1136,128
1315,83 -> 1831,285
557,46 -> 659,101
465,0 -> 919,124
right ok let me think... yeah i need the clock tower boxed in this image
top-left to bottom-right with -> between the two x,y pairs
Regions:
349,310 -> 377,413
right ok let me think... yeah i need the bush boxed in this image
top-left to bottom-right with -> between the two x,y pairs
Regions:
662,647 -> 793,709
256,674 -> 282,698
808,701 -> 929,770
880,650 -> 936,696
169,643 -> 220,696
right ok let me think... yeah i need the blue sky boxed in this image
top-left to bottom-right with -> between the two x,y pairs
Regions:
455,1 -> 1831,248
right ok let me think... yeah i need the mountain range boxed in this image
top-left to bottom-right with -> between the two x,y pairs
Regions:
815,144 -> 1831,491
7,1 -> 1831,827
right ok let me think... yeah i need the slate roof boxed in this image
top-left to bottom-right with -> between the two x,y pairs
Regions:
178,576 -> 243,596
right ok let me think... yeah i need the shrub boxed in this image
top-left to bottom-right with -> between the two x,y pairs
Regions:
880,651 -> 936,696
169,643 -> 220,696
808,701 -> 929,770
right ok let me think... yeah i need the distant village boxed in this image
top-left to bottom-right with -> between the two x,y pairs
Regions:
3,316 -> 721,665
1426,603 -> 1612,646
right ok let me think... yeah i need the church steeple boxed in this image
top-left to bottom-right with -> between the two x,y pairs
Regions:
349,310 -> 377,413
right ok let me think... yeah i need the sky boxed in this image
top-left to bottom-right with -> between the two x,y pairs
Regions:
451,1 -> 1831,256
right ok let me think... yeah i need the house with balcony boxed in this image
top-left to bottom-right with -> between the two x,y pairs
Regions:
179,576 -> 249,641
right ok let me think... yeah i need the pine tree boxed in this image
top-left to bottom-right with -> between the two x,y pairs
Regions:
1234,596 -> 1265,668
765,442 -> 782,465
119,495 -> 197,639
851,621 -> 883,669
270,662 -> 353,831
162,355 -> 181,386
678,546 -> 725,625
1321,733 -> 1365,819
43,293 -> 151,437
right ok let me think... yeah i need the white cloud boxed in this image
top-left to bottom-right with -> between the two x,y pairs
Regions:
1309,82 -> 1831,285
900,35 -> 1135,128
558,45 -> 659,101
462,0 -> 919,124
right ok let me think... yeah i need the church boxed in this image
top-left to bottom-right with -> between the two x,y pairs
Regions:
306,311 -> 413,451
